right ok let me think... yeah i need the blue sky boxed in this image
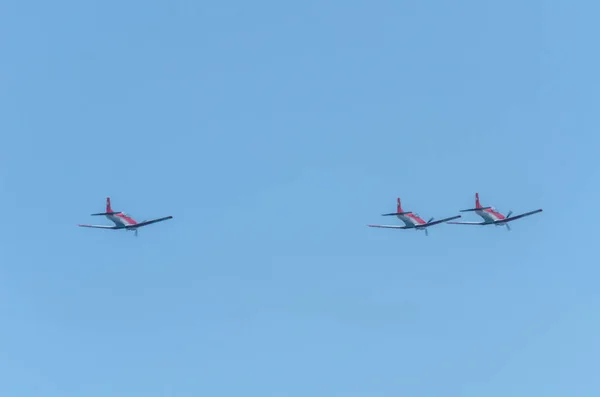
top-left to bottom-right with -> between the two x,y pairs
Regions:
1,0 -> 599,395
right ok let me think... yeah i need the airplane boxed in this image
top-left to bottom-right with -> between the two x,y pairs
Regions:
367,197 -> 461,236
446,192 -> 542,230
78,197 -> 173,236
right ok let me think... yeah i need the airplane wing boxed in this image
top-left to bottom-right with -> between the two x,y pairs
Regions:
78,224 -> 119,229
416,215 -> 461,227
125,216 -> 173,228
367,224 -> 409,229
446,221 -> 487,225
496,209 -> 543,223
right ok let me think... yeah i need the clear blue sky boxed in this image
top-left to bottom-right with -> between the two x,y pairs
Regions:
1,0 -> 598,395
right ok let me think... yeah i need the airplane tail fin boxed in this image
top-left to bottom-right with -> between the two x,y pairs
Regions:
91,197 -> 120,216
459,192 -> 491,212
381,197 -> 412,216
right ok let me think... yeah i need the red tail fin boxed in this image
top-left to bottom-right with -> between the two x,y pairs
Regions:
475,192 -> 481,208
106,197 -> 113,212
397,197 -> 403,213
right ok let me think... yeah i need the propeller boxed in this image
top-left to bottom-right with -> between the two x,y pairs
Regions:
505,211 -> 512,231
425,229 -> 429,236
427,217 -> 434,223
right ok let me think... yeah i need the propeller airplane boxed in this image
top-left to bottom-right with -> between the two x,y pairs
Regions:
367,197 -> 461,236
78,197 -> 173,237
446,192 -> 542,230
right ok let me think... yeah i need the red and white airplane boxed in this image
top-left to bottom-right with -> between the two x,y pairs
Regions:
367,197 -> 461,236
447,192 -> 542,230
78,197 -> 173,236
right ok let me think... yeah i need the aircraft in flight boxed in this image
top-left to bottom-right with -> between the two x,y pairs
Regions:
367,197 -> 461,236
446,192 -> 542,230
78,197 -> 173,236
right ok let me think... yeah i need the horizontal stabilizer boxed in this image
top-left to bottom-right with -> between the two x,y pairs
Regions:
459,207 -> 491,212
381,212 -> 412,216
91,212 -> 122,216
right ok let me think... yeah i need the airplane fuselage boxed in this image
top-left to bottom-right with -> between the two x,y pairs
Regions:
396,214 -> 426,228
474,208 -> 505,224
107,213 -> 137,228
